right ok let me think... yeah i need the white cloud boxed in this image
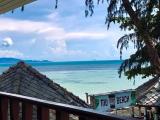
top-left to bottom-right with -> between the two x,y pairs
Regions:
0,50 -> 24,58
0,17 -> 113,41
0,15 -> 127,60
2,37 -> 14,47
65,32 -> 108,39
0,18 -> 61,34
0,17 -> 119,57
50,47 -> 85,55
46,12 -> 60,21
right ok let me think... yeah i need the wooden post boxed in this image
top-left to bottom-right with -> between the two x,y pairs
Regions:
144,107 -> 147,120
10,99 -> 20,120
79,116 -> 87,120
79,116 -> 96,120
130,107 -> 134,117
0,97 -> 8,120
154,107 -> 158,120
85,93 -> 89,104
138,106 -> 141,118
22,103 -> 33,120
115,109 -> 118,115
37,106 -> 49,120
56,110 -> 69,120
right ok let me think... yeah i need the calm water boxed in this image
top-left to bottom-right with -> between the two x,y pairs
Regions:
0,60 -> 149,100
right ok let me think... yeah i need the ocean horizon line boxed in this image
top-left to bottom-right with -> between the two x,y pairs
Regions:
0,57 -> 123,63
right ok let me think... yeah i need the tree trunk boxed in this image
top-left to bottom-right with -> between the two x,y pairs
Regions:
144,37 -> 160,74
122,0 -> 160,75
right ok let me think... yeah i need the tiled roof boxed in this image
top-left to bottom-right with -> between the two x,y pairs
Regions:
136,77 -> 159,101
0,0 -> 35,14
0,61 -> 89,108
136,77 -> 160,106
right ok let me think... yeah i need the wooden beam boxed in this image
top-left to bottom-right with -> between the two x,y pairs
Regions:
130,107 -> 134,118
56,110 -> 69,120
0,97 -> 8,120
22,103 -> 33,120
37,106 -> 49,120
138,106 -> 141,118
10,99 -> 20,120
144,107 -> 147,120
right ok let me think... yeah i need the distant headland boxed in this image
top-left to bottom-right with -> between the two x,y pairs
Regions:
0,58 -> 52,64
0,58 -> 123,67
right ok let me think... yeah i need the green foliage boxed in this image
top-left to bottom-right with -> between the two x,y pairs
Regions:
119,43 -> 160,79
85,0 -> 160,30
85,0 -> 160,79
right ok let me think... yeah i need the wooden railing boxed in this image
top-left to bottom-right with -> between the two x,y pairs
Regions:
0,92 -> 139,120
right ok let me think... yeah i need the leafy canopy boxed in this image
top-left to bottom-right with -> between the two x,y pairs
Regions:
85,0 -> 160,79
119,43 -> 160,79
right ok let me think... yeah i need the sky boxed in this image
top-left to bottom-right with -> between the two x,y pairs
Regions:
0,0 -> 135,61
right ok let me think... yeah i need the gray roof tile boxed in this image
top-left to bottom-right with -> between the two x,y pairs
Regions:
0,61 -> 89,108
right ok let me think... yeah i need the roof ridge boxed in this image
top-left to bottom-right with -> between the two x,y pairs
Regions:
0,61 -> 89,107
21,63 -> 88,107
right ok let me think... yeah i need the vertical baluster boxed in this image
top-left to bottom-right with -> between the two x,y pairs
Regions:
79,116 -> 86,120
22,103 -> 33,120
37,106 -> 49,120
79,116 -> 91,120
79,116 -> 99,120
10,99 -> 20,120
0,97 -> 8,120
56,110 -> 69,120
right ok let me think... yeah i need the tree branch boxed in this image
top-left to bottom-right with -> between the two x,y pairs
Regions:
122,0 -> 142,31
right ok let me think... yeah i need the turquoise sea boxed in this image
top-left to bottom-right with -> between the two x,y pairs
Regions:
0,60 -> 149,100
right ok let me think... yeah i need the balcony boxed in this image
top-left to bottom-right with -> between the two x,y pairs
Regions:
0,91 -> 140,120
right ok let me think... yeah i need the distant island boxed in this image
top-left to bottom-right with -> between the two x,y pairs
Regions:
0,58 -> 52,64
0,58 -> 123,66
